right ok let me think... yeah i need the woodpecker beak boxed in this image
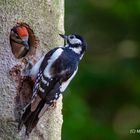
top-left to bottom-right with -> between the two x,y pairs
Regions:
59,34 -> 67,40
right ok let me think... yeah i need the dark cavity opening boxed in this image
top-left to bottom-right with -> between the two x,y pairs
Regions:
10,22 -> 38,59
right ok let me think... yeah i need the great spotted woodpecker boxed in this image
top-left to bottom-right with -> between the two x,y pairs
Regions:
19,34 -> 87,135
10,25 -> 30,58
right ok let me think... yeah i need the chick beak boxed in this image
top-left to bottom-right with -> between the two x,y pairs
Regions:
22,36 -> 29,50
22,40 -> 29,50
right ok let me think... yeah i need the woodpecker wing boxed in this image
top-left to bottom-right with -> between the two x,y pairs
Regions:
30,61 -> 77,121
32,47 -> 78,106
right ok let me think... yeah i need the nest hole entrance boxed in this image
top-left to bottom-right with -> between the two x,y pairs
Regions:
10,22 -> 39,59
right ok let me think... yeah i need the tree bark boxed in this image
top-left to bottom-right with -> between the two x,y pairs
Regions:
0,0 -> 64,139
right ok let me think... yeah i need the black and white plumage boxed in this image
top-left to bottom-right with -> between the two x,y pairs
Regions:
19,34 -> 87,135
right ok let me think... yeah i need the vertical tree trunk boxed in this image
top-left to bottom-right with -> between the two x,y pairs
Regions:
0,0 -> 64,139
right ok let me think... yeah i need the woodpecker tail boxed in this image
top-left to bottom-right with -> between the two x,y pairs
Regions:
18,95 -> 48,135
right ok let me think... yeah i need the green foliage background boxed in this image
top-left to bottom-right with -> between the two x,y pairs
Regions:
63,0 -> 140,140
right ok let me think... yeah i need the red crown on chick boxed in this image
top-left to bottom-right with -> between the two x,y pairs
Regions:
16,26 -> 29,37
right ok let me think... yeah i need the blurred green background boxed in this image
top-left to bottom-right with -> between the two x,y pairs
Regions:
62,0 -> 140,140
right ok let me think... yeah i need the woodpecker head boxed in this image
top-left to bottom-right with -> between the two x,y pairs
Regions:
59,34 -> 87,56
11,26 -> 29,50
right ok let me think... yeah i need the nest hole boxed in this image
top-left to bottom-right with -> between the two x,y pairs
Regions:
10,22 -> 39,59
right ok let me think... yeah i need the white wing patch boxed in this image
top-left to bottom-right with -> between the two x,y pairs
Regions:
30,56 -> 45,78
44,48 -> 63,78
60,68 -> 78,92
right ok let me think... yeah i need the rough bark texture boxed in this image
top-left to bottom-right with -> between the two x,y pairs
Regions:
0,0 -> 64,139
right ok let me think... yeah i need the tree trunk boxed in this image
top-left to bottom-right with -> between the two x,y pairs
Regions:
0,0 -> 64,139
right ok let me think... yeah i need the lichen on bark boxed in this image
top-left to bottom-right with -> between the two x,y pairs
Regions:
0,0 -> 64,139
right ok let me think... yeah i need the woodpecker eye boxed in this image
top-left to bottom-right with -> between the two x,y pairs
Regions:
69,35 -> 75,39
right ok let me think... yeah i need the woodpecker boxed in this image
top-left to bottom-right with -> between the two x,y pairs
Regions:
19,34 -> 87,135
10,25 -> 30,59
